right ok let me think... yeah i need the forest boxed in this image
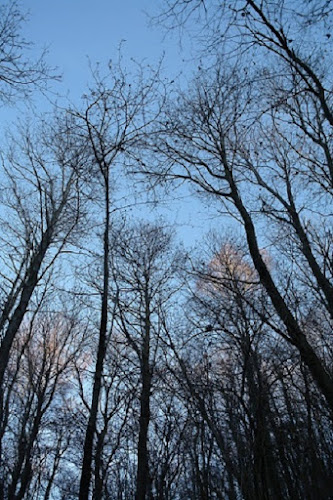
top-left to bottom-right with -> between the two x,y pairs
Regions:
0,0 -> 333,499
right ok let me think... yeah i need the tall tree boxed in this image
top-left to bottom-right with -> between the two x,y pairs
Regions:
143,0 -> 333,409
170,235 -> 333,499
74,61 -> 163,500
109,222 -> 181,500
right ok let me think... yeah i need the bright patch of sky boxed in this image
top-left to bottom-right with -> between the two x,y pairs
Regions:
23,0 -> 187,97
0,1 -> 185,108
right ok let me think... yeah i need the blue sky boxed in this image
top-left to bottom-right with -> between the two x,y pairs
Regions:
1,1 -> 232,247
22,0 -> 189,102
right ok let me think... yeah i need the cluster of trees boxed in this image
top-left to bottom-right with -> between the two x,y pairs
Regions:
0,0 -> 332,498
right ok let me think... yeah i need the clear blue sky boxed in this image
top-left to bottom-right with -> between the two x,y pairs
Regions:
22,0 -> 189,101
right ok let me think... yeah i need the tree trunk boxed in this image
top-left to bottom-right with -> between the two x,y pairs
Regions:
226,168 -> 333,413
0,230 -> 52,390
79,177 -> 109,500
135,284 -> 152,500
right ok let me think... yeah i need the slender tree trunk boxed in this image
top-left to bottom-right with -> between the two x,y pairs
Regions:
8,391 -> 46,500
44,436 -> 63,500
135,284 -> 152,500
135,370 -> 151,500
79,176 -> 109,500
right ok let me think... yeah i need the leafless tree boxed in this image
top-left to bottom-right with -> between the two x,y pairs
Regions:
0,310 -> 88,500
71,60 -> 164,500
0,115 -> 85,399
140,21 -> 333,408
0,0 -> 59,104
108,222 -> 182,500
168,235 -> 333,499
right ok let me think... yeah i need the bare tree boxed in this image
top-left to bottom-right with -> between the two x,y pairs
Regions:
0,115 -> 85,396
72,60 -> 164,500
0,309 -> 88,500
0,0 -> 58,104
140,25 -> 333,409
167,235 -> 333,499
109,222 -> 181,500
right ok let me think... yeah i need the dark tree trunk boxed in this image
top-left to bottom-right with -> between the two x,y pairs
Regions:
135,284 -> 152,500
226,167 -> 333,414
79,178 -> 110,500
0,229 -> 52,390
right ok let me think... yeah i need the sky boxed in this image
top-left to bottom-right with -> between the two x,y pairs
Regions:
1,1 -> 235,248
20,0 -> 189,104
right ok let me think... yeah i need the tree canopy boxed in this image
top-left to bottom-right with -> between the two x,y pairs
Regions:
0,1 -> 332,499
